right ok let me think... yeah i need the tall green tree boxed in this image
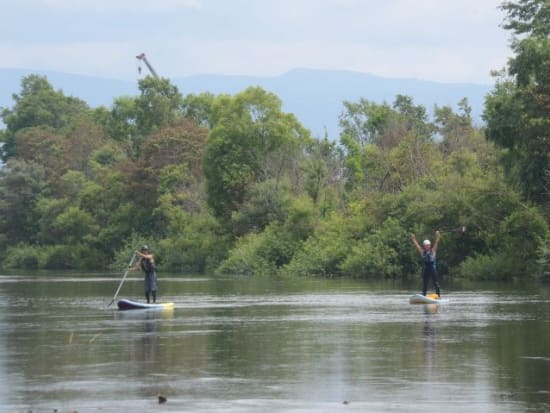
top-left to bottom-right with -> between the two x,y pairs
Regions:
339,95 -> 437,195
0,75 -> 89,160
203,87 -> 310,226
0,159 -> 49,245
182,92 -> 216,129
136,76 -> 183,137
484,0 -> 550,205
434,98 -> 476,156
500,0 -> 549,36
102,96 -> 139,141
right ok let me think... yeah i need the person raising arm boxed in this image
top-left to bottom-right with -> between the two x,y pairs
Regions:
411,231 -> 441,298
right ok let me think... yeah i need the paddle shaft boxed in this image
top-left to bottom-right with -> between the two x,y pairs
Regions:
439,225 -> 466,234
108,252 -> 137,306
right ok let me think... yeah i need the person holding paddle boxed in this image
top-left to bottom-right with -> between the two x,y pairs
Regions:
129,245 -> 158,303
411,231 -> 441,298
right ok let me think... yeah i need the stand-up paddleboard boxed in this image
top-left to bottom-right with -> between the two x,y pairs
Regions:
117,298 -> 175,311
409,293 -> 448,304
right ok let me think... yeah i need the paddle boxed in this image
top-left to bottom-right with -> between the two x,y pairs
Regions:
439,226 -> 466,235
108,251 -> 137,307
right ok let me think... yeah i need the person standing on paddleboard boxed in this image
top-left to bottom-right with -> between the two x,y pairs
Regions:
129,245 -> 158,303
411,231 -> 441,298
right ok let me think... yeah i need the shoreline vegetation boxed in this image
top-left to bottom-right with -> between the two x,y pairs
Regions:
0,1 -> 548,282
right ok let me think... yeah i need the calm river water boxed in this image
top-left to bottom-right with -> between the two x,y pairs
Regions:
0,273 -> 549,412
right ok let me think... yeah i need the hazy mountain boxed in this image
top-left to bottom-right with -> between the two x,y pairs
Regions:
1,67 -> 492,138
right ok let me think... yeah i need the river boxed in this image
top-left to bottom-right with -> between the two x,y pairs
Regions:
0,273 -> 549,412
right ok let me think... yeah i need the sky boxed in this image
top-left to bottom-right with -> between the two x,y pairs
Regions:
1,0 -> 512,84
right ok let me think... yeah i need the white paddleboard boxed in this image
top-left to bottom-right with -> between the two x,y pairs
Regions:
409,293 -> 448,305
117,298 -> 175,311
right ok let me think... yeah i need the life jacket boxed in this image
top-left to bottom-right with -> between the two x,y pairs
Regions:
140,257 -> 155,273
422,251 -> 436,270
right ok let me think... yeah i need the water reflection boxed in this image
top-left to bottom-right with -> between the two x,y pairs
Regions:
422,304 -> 439,371
0,275 -> 549,412
115,308 -> 175,390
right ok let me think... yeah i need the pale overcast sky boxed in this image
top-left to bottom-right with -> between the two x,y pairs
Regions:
1,0 -> 512,84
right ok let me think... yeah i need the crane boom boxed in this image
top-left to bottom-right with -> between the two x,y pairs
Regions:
136,53 -> 159,78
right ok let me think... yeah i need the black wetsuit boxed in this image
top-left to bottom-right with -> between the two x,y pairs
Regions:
422,250 -> 440,297
140,256 -> 158,303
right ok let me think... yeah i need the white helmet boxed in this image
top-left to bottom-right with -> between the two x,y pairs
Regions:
422,240 -> 431,246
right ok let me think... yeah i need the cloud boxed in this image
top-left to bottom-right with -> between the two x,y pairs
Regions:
0,41 -> 137,79
38,0 -> 202,13
1,0 -> 510,83
176,32 -> 509,84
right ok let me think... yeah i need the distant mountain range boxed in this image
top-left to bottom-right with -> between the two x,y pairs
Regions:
0,67 -> 493,138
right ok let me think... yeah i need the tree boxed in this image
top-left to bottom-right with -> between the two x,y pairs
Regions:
182,92 -> 216,128
0,75 -> 89,160
434,98 -> 474,156
301,138 -> 345,214
13,127 -> 64,182
339,99 -> 393,147
0,159 -> 48,245
61,118 -> 108,177
203,87 -> 310,225
102,96 -> 139,141
140,119 -> 207,176
500,0 -> 550,37
484,0 -> 550,205
135,76 -> 183,137
339,95 -> 437,195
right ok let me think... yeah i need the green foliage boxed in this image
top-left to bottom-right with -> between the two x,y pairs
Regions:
455,253 -> 520,281
339,95 -> 439,195
182,92 -> 216,128
485,0 -> 550,206
42,243 -> 105,270
203,87 -> 310,223
102,96 -> 139,142
0,64 -> 548,284
50,206 -> 99,245
500,0 -> 550,37
217,223 -> 301,276
284,195 -> 317,241
136,77 -> 183,137
535,236 -> 550,281
216,232 -> 274,276
339,99 -> 393,146
339,218 -> 411,279
302,138 -> 345,214
285,210 -> 371,277
0,159 -> 49,244
434,98 -> 475,156
498,207 -> 548,256
110,232 -> 154,271
4,242 -> 105,270
217,195 -> 317,276
0,75 -> 90,160
3,244 -> 44,269
12,127 -> 63,178
455,206 -> 548,280
231,179 -> 290,236
156,205 -> 228,273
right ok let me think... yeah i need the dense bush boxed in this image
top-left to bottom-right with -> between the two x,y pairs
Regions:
536,238 -> 550,282
1,12 -> 549,285
4,244 -> 43,269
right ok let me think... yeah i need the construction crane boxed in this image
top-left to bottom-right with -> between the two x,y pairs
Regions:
136,53 -> 159,78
